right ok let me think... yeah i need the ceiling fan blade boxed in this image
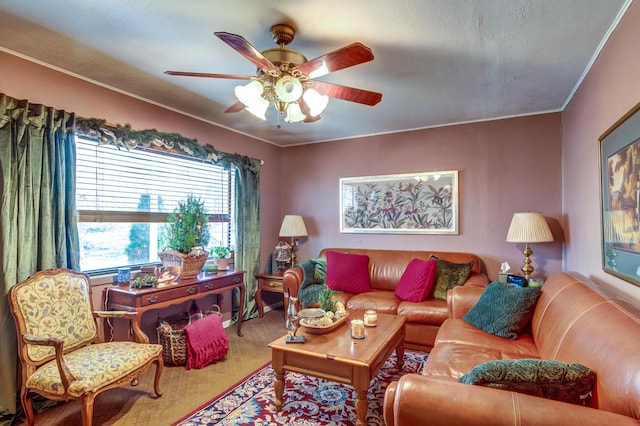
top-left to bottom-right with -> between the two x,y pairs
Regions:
214,32 -> 279,73
309,80 -> 382,106
165,71 -> 253,80
295,43 -> 374,79
224,101 -> 246,113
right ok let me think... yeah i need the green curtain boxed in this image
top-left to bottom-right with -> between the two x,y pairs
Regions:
232,157 -> 261,321
0,93 -> 79,416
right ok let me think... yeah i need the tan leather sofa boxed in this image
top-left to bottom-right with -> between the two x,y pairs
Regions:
283,248 -> 488,351
383,272 -> 640,426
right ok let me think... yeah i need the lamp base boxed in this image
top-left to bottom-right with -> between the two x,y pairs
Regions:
285,335 -> 305,344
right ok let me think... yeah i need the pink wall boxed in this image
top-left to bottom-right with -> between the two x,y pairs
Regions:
0,51 -> 283,276
562,1 -> 640,304
281,113 -> 563,281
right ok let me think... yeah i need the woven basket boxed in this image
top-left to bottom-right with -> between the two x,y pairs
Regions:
156,305 -> 223,365
159,250 -> 208,280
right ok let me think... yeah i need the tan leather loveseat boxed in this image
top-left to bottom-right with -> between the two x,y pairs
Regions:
383,272 -> 640,425
283,248 -> 488,351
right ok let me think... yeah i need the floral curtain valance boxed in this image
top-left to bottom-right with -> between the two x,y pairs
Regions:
75,118 -> 263,172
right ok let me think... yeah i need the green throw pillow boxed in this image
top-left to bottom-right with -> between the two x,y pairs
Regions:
463,281 -> 540,339
459,359 -> 595,405
429,256 -> 473,300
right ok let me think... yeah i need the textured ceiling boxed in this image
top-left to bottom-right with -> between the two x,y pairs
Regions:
0,0 -> 631,146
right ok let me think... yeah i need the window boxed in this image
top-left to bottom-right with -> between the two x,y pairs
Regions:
76,137 -> 234,273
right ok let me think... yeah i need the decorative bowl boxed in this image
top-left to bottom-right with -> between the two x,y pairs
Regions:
297,308 -> 325,319
300,312 -> 349,334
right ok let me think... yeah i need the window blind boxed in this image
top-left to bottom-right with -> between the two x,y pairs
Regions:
76,137 -> 233,224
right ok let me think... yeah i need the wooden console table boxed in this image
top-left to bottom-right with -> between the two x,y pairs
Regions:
106,270 -> 245,337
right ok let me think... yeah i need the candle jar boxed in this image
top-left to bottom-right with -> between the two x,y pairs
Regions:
363,300 -> 377,327
364,309 -> 377,327
351,319 -> 365,339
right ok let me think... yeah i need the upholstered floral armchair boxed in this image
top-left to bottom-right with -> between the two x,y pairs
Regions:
9,269 -> 164,426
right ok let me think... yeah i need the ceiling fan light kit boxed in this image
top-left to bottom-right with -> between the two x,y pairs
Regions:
165,23 -> 382,125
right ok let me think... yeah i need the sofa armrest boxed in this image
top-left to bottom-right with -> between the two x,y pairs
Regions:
383,374 -> 640,426
447,286 -> 485,319
462,272 -> 489,287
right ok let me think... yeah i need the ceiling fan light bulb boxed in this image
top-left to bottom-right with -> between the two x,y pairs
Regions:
234,80 -> 264,107
303,89 -> 329,117
284,102 -> 306,123
274,75 -> 303,103
244,96 -> 269,120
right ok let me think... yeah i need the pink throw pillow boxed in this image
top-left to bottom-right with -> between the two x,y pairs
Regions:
326,251 -> 371,293
395,258 -> 438,302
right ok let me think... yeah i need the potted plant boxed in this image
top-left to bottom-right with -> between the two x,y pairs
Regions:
160,194 -> 210,279
211,246 -> 232,270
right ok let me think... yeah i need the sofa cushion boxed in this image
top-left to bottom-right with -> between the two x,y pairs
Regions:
430,256 -> 473,300
395,258 -> 438,302
326,251 -> 371,293
397,298 -> 448,324
463,281 -> 541,340
459,359 -> 595,406
347,291 -> 400,315
436,319 -> 539,357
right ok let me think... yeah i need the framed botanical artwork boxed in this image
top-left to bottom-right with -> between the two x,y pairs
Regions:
600,101 -> 640,286
339,170 -> 459,234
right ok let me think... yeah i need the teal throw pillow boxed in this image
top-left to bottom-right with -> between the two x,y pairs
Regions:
463,281 -> 540,340
459,359 -> 595,405
310,257 -> 327,283
429,256 -> 473,300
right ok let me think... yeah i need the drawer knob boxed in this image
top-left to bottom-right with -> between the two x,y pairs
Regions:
186,287 -> 197,294
147,295 -> 159,304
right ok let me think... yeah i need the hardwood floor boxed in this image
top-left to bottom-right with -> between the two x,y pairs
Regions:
12,308 -> 287,426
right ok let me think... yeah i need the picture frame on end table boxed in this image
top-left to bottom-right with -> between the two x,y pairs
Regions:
600,101 -> 640,287
339,170 -> 459,234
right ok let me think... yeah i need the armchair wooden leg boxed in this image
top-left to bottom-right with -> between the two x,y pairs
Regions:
21,390 -> 35,426
81,394 -> 95,426
153,358 -> 164,397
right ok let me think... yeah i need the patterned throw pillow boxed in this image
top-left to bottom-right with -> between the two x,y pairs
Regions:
326,251 -> 371,294
459,359 -> 595,405
429,256 -> 473,300
463,281 -> 541,339
395,258 -> 438,302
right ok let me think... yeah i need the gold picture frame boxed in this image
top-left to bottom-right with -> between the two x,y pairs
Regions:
600,101 -> 640,286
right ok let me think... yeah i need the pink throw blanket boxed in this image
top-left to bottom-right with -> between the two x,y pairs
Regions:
184,314 -> 229,370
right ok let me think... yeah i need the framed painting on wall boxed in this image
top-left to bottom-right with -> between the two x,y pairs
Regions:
339,170 -> 459,234
600,101 -> 640,287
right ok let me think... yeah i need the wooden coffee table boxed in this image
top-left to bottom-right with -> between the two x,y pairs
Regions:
268,313 -> 406,426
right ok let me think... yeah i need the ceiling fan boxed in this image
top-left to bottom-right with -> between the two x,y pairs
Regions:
165,24 -> 382,124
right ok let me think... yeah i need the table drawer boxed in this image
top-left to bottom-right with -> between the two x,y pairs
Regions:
141,284 -> 199,306
200,274 -> 244,291
262,280 -> 284,292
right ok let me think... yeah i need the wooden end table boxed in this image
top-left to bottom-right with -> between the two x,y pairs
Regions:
254,272 -> 288,318
268,313 -> 406,426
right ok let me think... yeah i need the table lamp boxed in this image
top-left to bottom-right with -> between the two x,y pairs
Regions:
279,215 -> 308,267
506,212 -> 553,281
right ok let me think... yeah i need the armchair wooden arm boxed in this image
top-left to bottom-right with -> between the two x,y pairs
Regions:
93,310 -> 149,343
22,334 -> 76,391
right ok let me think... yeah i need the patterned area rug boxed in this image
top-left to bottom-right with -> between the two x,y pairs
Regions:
173,349 -> 428,426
